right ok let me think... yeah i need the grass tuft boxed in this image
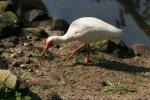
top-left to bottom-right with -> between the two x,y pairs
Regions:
105,80 -> 132,94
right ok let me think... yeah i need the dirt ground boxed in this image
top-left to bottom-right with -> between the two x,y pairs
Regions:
1,31 -> 150,100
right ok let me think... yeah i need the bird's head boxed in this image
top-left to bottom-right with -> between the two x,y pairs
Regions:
40,36 -> 62,64
40,37 -> 55,62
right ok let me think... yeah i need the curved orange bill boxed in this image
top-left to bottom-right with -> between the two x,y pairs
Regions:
39,48 -> 46,65
39,44 -> 49,65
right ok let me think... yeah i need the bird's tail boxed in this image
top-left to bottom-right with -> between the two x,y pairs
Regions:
111,30 -> 123,44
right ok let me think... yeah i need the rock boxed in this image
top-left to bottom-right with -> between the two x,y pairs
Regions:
50,17 -> 69,33
16,48 -> 23,54
23,28 -> 43,34
0,11 -> 20,38
0,57 -> 8,69
93,40 -> 134,58
30,20 -> 50,27
0,1 -> 8,14
26,35 -> 32,40
9,36 -> 19,44
117,41 -> 135,58
23,9 -> 51,27
23,42 -> 33,47
20,64 -> 26,68
0,69 -> 17,89
10,52 -> 17,58
11,60 -> 23,67
1,36 -> 19,48
94,40 -> 118,53
26,9 -> 50,22
2,41 -> 15,48
132,43 -> 150,56
35,69 -> 43,76
0,47 -> 4,53
12,0 -> 47,15
23,28 -> 49,40
46,92 -> 62,100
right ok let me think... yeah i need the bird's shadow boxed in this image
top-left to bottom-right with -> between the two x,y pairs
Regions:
64,59 -> 150,74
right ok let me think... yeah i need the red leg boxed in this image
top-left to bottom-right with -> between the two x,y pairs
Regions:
83,44 -> 91,64
67,44 -> 87,58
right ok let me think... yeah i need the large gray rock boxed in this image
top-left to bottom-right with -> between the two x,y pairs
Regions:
0,69 -> 17,89
50,17 -> 69,33
23,9 -> 51,27
25,9 -> 50,22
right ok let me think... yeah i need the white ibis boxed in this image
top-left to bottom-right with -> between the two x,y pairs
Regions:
40,17 -> 123,64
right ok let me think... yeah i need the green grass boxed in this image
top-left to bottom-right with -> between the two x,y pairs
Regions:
91,51 -> 104,64
52,74 -> 61,81
72,55 -> 82,63
105,80 -> 131,94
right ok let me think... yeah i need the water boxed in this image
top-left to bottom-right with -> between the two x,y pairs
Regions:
10,0 -> 150,47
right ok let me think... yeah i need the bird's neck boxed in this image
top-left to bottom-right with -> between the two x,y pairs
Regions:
53,35 -> 72,44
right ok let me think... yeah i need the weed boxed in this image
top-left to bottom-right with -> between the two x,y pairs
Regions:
73,55 -> 82,63
50,87 -> 59,93
30,52 -> 37,57
0,88 -> 12,99
92,52 -> 104,63
25,96 -> 31,100
15,91 -> 21,100
52,74 -> 61,81
106,80 -> 130,94
0,88 -> 32,100
15,72 -> 23,79
63,46 -> 68,53
30,85 -> 41,92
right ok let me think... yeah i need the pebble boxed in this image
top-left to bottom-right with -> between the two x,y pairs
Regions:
26,35 -> 32,40
0,48 -> 5,53
23,42 -> 33,47
10,53 -> 17,58
16,48 -> 23,54
2,41 -> 15,48
24,43 -> 29,47
35,69 -> 43,76
20,64 -> 26,68
12,60 -> 23,67
24,57 -> 33,64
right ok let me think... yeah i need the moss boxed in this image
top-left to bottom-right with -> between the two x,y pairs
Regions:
0,11 -> 20,37
0,11 -> 18,26
23,28 -> 42,34
0,1 -> 8,14
23,27 -> 49,39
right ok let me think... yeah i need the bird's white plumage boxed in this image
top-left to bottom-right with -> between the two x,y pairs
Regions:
63,17 -> 123,43
47,17 -> 123,44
